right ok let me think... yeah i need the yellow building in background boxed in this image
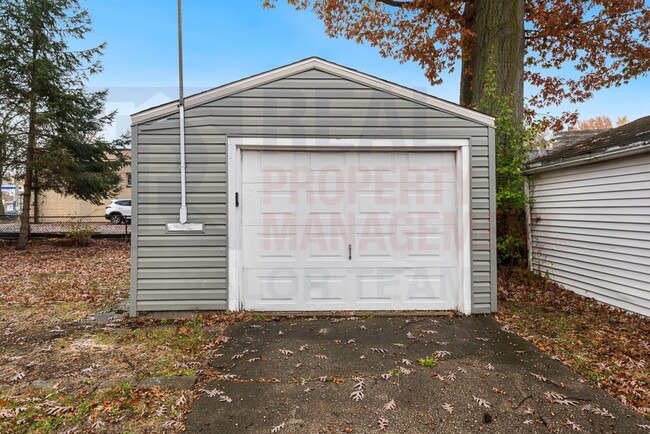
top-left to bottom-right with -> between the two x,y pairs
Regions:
34,150 -> 131,217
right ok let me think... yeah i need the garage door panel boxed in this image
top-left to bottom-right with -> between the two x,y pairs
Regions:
242,151 -> 298,184
353,214 -> 457,261
306,189 -> 347,217
241,150 -> 459,311
404,232 -> 456,260
406,152 -> 456,184
304,233 -> 349,261
244,227 -> 351,266
305,273 -> 348,303
246,269 -> 349,310
356,189 -> 399,214
243,228 -> 298,263
243,186 -> 299,226
356,233 -> 395,259
246,187 -> 351,226
350,152 -> 401,184
406,273 -> 443,301
353,268 -> 456,308
356,274 -> 398,301
306,152 -> 346,177
244,266 -> 457,311
348,183 -> 456,223
407,184 -> 457,214
246,271 -> 300,305
259,191 -> 296,214
404,269 -> 456,307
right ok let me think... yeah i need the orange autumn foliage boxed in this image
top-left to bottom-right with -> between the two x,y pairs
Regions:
264,0 -> 650,129
570,115 -> 613,131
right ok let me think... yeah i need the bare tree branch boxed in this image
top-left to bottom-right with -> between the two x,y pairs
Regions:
376,0 -> 411,8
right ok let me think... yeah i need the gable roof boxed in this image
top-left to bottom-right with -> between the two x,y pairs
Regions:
525,115 -> 650,173
131,57 -> 494,127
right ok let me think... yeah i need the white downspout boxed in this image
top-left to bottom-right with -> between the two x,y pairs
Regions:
179,104 -> 187,223
524,178 -> 533,271
177,0 -> 187,224
166,0 -> 201,232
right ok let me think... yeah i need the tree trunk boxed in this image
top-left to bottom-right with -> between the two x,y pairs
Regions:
460,0 -> 525,125
16,18 -> 39,250
16,103 -> 35,250
33,187 -> 39,223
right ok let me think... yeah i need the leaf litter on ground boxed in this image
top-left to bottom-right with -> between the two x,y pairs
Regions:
496,267 -> 650,420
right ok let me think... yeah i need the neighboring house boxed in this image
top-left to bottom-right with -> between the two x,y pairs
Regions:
529,129 -> 607,161
129,57 -> 496,317
524,116 -> 650,317
34,150 -> 132,218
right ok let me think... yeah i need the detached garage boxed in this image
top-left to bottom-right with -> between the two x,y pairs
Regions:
129,58 -> 496,316
525,116 -> 650,317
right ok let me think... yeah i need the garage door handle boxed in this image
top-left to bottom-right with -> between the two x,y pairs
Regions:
348,244 -> 352,260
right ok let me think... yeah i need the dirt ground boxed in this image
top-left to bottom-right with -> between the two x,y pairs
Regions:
496,267 -> 650,421
0,239 -> 243,433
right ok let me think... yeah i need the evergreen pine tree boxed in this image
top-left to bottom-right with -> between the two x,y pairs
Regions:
0,0 -> 128,249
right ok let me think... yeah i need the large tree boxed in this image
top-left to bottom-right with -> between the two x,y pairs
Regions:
264,0 -> 650,127
0,0 -> 128,249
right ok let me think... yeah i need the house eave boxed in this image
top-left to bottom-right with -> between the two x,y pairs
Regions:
524,142 -> 650,175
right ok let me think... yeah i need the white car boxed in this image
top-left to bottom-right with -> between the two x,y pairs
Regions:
105,199 -> 131,225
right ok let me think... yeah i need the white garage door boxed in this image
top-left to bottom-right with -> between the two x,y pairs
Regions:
241,150 -> 458,311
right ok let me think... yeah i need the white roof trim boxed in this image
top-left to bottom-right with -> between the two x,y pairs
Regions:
131,57 -> 495,127
524,142 -> 650,174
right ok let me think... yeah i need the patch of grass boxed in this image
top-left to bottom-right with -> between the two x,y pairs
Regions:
417,356 -> 438,368
149,362 -> 197,378
93,321 -> 208,377
97,320 -> 205,352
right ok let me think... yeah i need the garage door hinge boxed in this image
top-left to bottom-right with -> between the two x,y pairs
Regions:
235,192 -> 239,207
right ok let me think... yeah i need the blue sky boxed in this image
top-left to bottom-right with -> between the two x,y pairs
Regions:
80,1 -> 649,138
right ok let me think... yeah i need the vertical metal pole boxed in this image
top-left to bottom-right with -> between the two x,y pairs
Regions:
177,0 -> 184,105
524,178 -> 533,271
178,0 -> 188,223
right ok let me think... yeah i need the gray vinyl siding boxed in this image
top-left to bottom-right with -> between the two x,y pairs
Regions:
529,153 -> 650,317
132,68 -> 495,314
133,128 -> 228,312
470,134 -> 494,313
129,126 -> 139,317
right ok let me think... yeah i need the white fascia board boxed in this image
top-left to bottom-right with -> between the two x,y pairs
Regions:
131,58 -> 495,127
523,143 -> 650,175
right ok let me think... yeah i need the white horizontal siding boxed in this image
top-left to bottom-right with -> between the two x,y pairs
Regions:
530,153 -> 650,316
